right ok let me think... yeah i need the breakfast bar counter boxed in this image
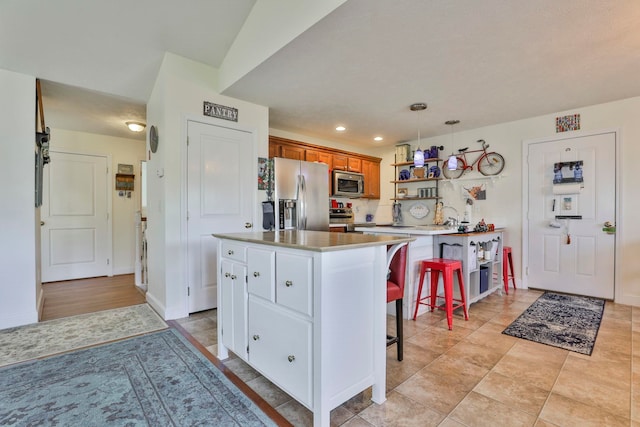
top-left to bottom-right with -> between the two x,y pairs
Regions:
213,230 -> 413,427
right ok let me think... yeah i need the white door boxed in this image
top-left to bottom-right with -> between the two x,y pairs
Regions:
187,120 -> 254,312
527,131 -> 616,299
41,151 -> 110,282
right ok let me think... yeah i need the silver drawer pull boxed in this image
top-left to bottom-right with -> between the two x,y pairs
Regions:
224,272 -> 230,277
253,271 -> 260,277
285,280 -> 293,287
231,275 -> 237,280
245,222 -> 252,228
227,249 -> 234,255
253,335 -> 260,341
288,355 -> 295,363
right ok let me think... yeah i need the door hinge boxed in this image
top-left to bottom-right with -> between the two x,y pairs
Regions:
526,267 -> 529,276
246,345 -> 249,354
186,137 -> 189,146
187,286 -> 190,296
107,259 -> 110,265
186,211 -> 189,221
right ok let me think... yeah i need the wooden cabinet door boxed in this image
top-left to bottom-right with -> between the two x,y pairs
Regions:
347,157 -> 362,173
306,149 -> 332,168
269,142 -> 281,158
280,144 -> 305,160
333,154 -> 348,170
362,160 -> 380,199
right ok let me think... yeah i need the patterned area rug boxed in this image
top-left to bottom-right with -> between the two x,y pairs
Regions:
502,292 -> 605,355
0,329 -> 277,426
0,304 -> 167,367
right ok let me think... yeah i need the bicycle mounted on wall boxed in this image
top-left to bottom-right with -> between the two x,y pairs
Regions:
442,139 -> 505,179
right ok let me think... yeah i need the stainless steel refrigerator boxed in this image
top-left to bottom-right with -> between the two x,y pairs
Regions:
273,157 -> 329,231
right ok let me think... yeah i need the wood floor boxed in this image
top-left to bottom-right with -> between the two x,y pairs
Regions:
41,274 -> 146,321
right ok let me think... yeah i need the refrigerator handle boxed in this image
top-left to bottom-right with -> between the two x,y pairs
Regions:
299,174 -> 307,229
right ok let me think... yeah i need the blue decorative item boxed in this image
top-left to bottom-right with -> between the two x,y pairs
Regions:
429,165 -> 440,178
399,169 -> 410,180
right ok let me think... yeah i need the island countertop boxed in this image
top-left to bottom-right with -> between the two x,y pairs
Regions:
213,230 -> 414,252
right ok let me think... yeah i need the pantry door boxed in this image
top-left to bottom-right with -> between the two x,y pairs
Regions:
41,151 -> 110,282
186,120 -> 255,313
526,131 -> 616,299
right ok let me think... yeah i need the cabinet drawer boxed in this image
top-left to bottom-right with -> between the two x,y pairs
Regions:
247,247 -> 275,301
276,253 -> 313,316
221,241 -> 246,262
248,297 -> 312,408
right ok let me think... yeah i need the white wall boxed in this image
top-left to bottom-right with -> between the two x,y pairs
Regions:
0,69 -> 38,329
146,53 -> 269,320
49,128 -> 146,275
372,96 -> 640,306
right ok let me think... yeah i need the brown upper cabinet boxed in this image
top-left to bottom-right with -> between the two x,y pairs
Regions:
269,135 -> 381,199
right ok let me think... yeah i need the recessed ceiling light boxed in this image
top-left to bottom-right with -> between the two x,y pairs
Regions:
126,121 -> 146,132
335,126 -> 346,132
374,136 -> 383,141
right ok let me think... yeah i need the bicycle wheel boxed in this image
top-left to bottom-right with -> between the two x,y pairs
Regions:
442,156 -> 465,179
478,152 -> 505,176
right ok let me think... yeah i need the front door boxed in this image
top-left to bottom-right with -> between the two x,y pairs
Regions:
187,120 -> 254,313
41,151 -> 110,282
527,131 -> 616,299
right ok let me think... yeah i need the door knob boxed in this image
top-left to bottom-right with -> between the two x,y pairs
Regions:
40,221 -> 45,226
253,272 -> 260,277
245,222 -> 252,228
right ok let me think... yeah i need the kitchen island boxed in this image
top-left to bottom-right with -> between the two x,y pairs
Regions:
355,225 -> 504,317
213,230 -> 414,427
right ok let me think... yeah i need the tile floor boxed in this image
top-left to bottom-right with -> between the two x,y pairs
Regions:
176,288 -> 639,427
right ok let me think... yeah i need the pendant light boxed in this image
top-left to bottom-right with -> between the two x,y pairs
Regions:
445,120 -> 460,170
410,103 -> 427,167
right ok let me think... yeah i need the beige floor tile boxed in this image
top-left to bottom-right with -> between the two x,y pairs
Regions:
357,390 -> 446,427
449,391 -> 537,427
632,369 -> 640,422
385,341 -> 440,390
339,415 -> 375,427
275,399 -> 313,427
443,340 -> 507,370
406,325 -> 470,355
394,365 -> 481,414
474,371 -> 549,415
539,392 -> 629,427
246,375 -> 292,408
437,418 -> 467,427
553,354 -> 631,415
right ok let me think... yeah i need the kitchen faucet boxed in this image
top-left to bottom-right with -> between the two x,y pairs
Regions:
442,206 -> 460,226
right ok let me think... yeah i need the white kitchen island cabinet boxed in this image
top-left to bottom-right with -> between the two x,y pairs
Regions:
214,230 -> 414,427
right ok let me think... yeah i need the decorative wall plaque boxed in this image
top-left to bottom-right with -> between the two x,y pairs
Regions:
203,101 -> 238,122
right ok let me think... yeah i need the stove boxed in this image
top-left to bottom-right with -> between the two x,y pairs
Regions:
329,208 -> 354,224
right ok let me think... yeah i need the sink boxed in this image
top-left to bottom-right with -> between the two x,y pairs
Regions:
413,225 -> 457,231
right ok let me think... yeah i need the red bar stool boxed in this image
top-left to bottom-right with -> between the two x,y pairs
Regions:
503,246 -> 516,294
412,258 -> 468,330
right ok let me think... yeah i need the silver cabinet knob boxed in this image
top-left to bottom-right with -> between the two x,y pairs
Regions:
285,280 -> 293,287
253,335 -> 260,341
227,249 -> 234,255
245,222 -> 252,229
253,271 -> 260,277
224,272 -> 230,277
288,355 -> 295,363
230,275 -> 237,280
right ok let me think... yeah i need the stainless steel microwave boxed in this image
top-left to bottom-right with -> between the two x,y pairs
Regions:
332,170 -> 364,198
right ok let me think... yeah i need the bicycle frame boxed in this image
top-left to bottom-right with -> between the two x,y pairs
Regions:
456,140 -> 491,171
443,139 -> 505,178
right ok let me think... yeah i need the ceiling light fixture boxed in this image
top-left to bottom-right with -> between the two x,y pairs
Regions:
445,120 -> 460,170
410,103 -> 427,167
374,136 -> 383,142
126,121 -> 146,132
335,126 -> 346,132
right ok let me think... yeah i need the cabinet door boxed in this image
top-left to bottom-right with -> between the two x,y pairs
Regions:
269,142 -> 280,158
247,247 -> 275,301
362,160 -> 380,199
281,145 -> 305,160
306,149 -> 333,168
276,253 -> 313,316
248,297 -> 312,408
348,157 -> 362,173
220,259 -> 248,360
332,154 -> 348,170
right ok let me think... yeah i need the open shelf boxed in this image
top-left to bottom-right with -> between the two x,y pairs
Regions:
391,159 -> 443,167
391,177 -> 441,184
390,196 -> 442,201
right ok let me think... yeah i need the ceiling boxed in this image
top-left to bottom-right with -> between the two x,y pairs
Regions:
3,0 -> 640,147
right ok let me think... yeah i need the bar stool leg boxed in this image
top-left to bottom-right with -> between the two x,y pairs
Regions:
456,267 -> 469,321
430,269 -> 440,312
412,263 -> 427,320
444,267 -> 454,330
508,252 -> 516,289
503,256 -> 509,295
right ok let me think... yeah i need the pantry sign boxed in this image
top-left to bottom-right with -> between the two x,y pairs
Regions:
203,101 -> 238,122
